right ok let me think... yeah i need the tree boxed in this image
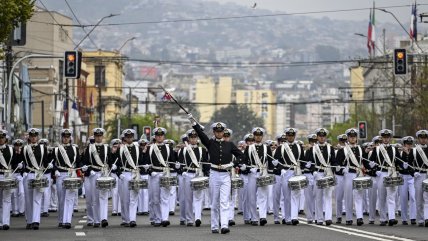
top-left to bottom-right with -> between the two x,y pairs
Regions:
0,0 -> 34,45
208,104 -> 264,142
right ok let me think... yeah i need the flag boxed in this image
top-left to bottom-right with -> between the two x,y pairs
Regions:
367,8 -> 373,56
62,100 -> 68,126
161,92 -> 172,101
69,101 -> 83,139
371,2 -> 376,56
410,2 -> 417,41
89,92 -> 94,108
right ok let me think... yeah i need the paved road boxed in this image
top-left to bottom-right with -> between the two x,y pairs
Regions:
1,198 -> 427,241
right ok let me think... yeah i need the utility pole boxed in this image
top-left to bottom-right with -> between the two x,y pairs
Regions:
98,85 -> 102,126
392,74 -> 396,135
128,87 -> 132,127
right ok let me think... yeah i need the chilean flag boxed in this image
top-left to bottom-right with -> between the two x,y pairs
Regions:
367,9 -> 373,56
410,2 -> 417,41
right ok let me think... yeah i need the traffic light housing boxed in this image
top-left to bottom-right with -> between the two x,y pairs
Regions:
393,49 -> 407,76
358,121 -> 367,140
64,51 -> 82,78
143,126 -> 151,141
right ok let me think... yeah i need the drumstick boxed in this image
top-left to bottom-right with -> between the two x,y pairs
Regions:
106,158 -> 120,177
393,156 -> 420,171
9,162 -> 23,176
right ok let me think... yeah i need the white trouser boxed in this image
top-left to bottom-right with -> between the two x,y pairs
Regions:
377,172 -> 398,221
209,170 -> 231,230
89,172 -> 109,223
362,189 -> 369,213
111,173 -> 121,214
149,172 -> 171,223
282,170 -> 300,221
84,177 -> 94,224
203,187 -> 211,209
41,174 -> 52,213
414,173 -> 428,224
0,174 -> 12,225
74,192 -> 78,209
304,173 -> 315,221
169,172 -> 177,212
267,183 -> 273,213
314,172 -> 333,222
56,173 -> 77,224
177,174 -> 185,222
272,175 -> 282,222
239,174 -> 250,221
50,181 -> 58,210
300,189 -> 305,210
183,172 -> 204,222
248,172 -> 268,220
228,186 -> 238,221
344,173 -> 364,220
400,174 -> 416,221
24,173 -> 43,224
11,173 -> 24,215
138,174 -> 149,213
368,176 -> 378,222
120,172 -> 139,223
335,175 -> 345,219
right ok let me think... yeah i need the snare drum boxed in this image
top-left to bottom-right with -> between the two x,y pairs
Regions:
231,177 -> 244,189
160,176 -> 178,188
422,179 -> 428,192
129,179 -> 148,190
352,176 -> 372,190
383,176 -> 404,187
190,177 -> 209,191
288,175 -> 308,191
95,176 -> 116,190
62,177 -> 83,190
316,176 -> 336,189
256,175 -> 276,187
29,177 -> 49,189
0,178 -> 18,190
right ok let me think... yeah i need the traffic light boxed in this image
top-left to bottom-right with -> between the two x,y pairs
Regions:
358,121 -> 367,140
393,49 -> 407,76
64,51 -> 82,78
143,126 -> 151,140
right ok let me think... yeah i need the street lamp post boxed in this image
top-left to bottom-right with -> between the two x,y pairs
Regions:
118,37 -> 136,52
74,13 -> 119,49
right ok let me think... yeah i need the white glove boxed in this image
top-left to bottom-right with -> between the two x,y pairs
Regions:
402,163 -> 409,169
55,170 -> 60,178
305,162 -> 312,169
81,165 -> 88,172
250,168 -> 257,174
47,163 -> 53,169
90,170 -> 96,176
335,166 -> 341,172
272,159 -> 279,166
143,164 -> 150,170
343,167 -> 349,174
151,172 -> 157,177
369,161 -> 376,168
182,172 -> 187,177
17,162 -> 23,169
175,162 -> 181,169
376,171 -> 381,177
281,169 -> 287,175
313,171 -> 318,176
111,164 -> 117,171
187,113 -> 197,126
23,172 -> 28,178
414,172 -> 421,178
240,164 -> 247,171
119,174 -> 125,180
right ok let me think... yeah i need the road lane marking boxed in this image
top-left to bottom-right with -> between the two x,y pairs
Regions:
74,225 -> 83,229
75,232 -> 86,237
78,220 -> 87,223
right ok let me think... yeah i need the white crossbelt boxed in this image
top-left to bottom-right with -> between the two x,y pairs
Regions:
415,145 -> 428,166
89,144 -> 106,167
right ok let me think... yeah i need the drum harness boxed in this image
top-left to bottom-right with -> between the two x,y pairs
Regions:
281,142 -> 302,175
89,144 -> 108,176
0,146 -> 13,177
413,145 -> 428,172
249,144 -> 268,176
24,144 -> 47,180
378,144 -> 397,177
183,142 -> 203,176
344,143 -> 364,177
55,145 -> 77,177
313,144 -> 333,177
150,143 -> 171,177
120,142 -> 140,180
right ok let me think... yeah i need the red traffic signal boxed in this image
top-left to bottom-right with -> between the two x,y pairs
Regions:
143,126 -> 151,140
64,51 -> 82,78
358,121 -> 367,140
393,49 -> 407,76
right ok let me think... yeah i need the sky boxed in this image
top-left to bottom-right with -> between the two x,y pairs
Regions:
210,0 -> 426,23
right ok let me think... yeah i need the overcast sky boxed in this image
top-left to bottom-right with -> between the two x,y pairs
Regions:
209,0 -> 426,23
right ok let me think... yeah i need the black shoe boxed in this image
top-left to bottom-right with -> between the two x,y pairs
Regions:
11,213 -> 19,217
142,212 -> 149,215
41,212 -> 49,217
180,221 -> 186,225
64,223 -> 71,229
394,219 -> 398,225
326,220 -> 332,226
117,213 -> 121,216
237,211 -> 243,215
221,228 -> 230,234
130,221 -> 136,228
137,212 -> 144,216
153,223 -> 161,227
369,221 -> 375,224
357,218 -> 364,226
112,213 -> 118,216
2,225 -> 9,230
307,220 -> 313,224
336,217 -> 342,224
161,221 -> 168,227
26,224 -> 32,230
267,211 -> 273,215
48,209 -> 56,213
101,219 -> 108,228
93,223 -> 100,228
286,221 -> 292,225
74,209 -> 78,213
187,223 -> 194,227
346,220 -> 353,225
281,219 -> 286,224
251,221 -> 258,226
212,229 -> 219,233
292,219 -> 299,225
260,218 -> 267,226
203,208 -> 211,211
299,210 -> 305,215
388,219 -> 396,226
317,222 -> 323,226
411,219 -> 416,225
274,221 -> 280,224
32,222 -> 39,230
402,221 -> 408,225
169,211 -> 175,215
380,221 -> 387,226
196,219 -> 201,227
150,221 -> 155,226
228,220 -> 235,226
398,210 -> 401,216
363,211 -> 369,216
58,223 -> 63,228
425,220 -> 428,227
244,220 -> 251,225
342,212 -> 346,216
19,212 -> 25,217
87,223 -> 93,227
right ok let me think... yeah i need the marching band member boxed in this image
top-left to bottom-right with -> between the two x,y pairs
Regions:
38,138 -> 53,218
53,129 -> 80,229
305,128 -> 336,226
236,140 -> 247,216
11,139 -> 25,218
0,130 -> 19,230
240,134 -> 253,224
368,129 -> 401,226
109,139 -> 122,217
336,128 -> 365,226
164,139 -> 179,216
398,136 -> 416,225
273,128 -> 304,225
143,127 -> 176,227
365,136 -> 381,224
413,130 -> 428,227
137,138 -> 149,216
118,129 -> 143,228
177,134 -> 188,225
23,128 -> 51,230
188,115 -> 243,234
302,134 -> 317,224
224,128 -> 239,226
272,134 -> 286,224
244,127 -> 272,226
334,134 -> 347,224
82,128 -> 111,228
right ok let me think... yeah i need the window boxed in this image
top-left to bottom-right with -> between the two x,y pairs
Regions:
95,66 -> 106,87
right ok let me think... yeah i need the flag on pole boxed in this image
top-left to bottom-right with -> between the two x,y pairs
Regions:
410,2 -> 417,41
161,92 -> 172,101
62,100 -> 68,127
367,2 -> 376,56
89,92 -> 94,108
367,8 -> 373,56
